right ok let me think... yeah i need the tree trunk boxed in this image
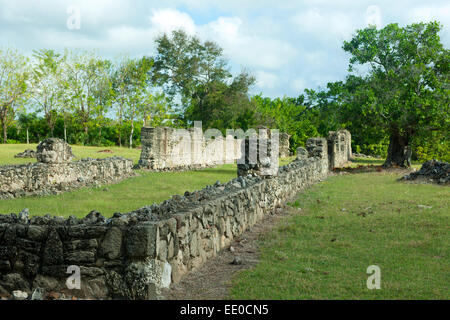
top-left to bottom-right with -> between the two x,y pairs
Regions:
26,128 -> 29,144
2,121 -> 6,144
383,130 -> 410,168
129,122 -> 134,149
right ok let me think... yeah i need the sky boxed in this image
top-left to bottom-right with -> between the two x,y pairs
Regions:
1,0 -> 449,98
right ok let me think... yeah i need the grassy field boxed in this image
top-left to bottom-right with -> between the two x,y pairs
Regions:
0,144 -> 294,217
0,164 -> 237,217
230,170 -> 449,299
0,143 -> 141,165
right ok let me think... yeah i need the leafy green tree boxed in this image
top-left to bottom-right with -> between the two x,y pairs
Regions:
112,57 -> 153,148
30,49 -> 65,137
138,91 -> 173,127
0,47 -> 29,143
253,94 -> 319,151
151,29 -> 230,113
342,22 -> 450,167
152,29 -> 258,131
63,50 -> 111,144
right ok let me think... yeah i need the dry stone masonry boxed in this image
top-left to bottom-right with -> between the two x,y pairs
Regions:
0,139 -> 134,199
0,130 -> 352,300
327,130 -> 352,169
138,126 -> 243,171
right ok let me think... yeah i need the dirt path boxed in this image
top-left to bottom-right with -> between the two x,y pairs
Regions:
161,207 -> 293,300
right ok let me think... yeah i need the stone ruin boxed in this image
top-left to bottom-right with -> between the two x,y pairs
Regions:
327,130 -> 352,169
237,128 -> 279,177
138,125 -> 293,172
279,132 -> 291,158
138,126 -> 243,171
0,139 -> 134,199
14,149 -> 36,159
0,129 -> 353,300
36,138 -> 75,164
400,160 -> 450,185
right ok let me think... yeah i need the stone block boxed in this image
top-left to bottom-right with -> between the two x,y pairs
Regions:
126,224 -> 158,259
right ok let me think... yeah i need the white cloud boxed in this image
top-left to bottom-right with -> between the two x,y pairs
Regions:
256,71 -> 279,90
149,8 -> 196,35
0,0 -> 449,98
291,78 -> 307,92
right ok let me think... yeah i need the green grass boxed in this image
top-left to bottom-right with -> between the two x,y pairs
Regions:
0,143 -> 141,165
230,170 -> 449,299
0,144 -> 296,218
0,165 -> 237,218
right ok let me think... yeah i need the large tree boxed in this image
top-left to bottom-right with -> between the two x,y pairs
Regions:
63,50 -> 111,144
30,49 -> 65,137
151,29 -> 257,130
342,22 -> 449,167
0,47 -> 29,143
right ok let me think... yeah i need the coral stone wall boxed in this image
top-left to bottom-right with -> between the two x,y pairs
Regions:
0,133 -> 352,300
327,130 -> 352,169
0,139 -> 134,199
138,126 -> 243,171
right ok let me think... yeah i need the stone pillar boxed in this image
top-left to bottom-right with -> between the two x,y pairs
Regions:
279,132 -> 291,157
327,130 -> 352,169
296,147 -> 308,160
306,137 -> 328,160
138,127 -> 174,169
237,128 -> 279,177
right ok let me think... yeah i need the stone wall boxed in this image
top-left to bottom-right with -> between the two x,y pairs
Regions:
279,132 -> 291,157
0,139 -> 134,199
327,130 -> 352,169
138,126 -> 243,171
0,133 -> 351,300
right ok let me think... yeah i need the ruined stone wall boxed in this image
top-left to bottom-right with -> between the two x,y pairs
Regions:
327,130 -> 352,169
0,133 -> 351,300
0,139 -> 134,199
138,127 -> 243,171
279,132 -> 291,157
0,137 -> 330,300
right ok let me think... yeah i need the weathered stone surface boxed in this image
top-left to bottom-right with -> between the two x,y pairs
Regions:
99,227 -> 122,260
36,138 -> 74,164
64,251 -> 96,264
32,275 -> 59,291
0,143 -> 134,199
42,229 -> 64,266
126,225 -> 158,259
279,132 -> 291,157
327,130 -> 352,169
14,149 -> 36,159
401,160 -> 449,185
296,147 -> 308,160
0,130 -> 351,300
138,126 -> 243,171
0,273 -> 30,292
237,128 -> 279,177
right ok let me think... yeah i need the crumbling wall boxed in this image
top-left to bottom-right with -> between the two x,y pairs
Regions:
279,132 -> 291,158
138,126 -> 243,171
327,130 -> 352,169
0,133 -> 352,300
0,139 -> 134,199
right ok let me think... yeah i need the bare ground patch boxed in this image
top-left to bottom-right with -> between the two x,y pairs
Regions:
161,207 -> 295,300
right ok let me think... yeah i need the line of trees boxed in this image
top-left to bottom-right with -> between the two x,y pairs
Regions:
1,22 -> 449,165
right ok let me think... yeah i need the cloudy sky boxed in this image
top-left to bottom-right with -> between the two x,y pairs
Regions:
1,0 -> 449,98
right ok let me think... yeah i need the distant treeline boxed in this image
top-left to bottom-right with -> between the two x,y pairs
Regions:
1,22 -> 448,164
